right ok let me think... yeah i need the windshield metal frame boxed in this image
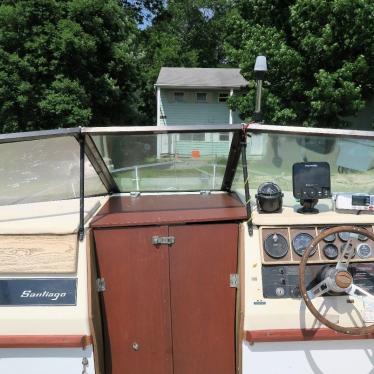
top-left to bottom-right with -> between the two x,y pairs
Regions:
0,127 -> 80,144
81,124 -> 243,135
1,123 -> 373,197
247,123 -> 374,140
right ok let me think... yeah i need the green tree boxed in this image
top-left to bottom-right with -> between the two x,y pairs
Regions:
0,0 -> 140,133
226,0 -> 374,128
138,0 -> 230,124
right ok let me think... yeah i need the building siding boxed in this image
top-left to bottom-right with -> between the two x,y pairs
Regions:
175,135 -> 230,157
159,89 -> 241,126
158,89 -> 240,157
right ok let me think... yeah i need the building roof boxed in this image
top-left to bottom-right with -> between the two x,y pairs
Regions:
155,67 -> 248,89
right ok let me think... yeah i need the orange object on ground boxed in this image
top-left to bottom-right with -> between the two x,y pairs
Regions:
191,150 -> 200,159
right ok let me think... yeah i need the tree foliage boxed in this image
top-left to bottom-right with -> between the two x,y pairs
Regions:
137,0 -> 230,124
0,0 -> 373,131
226,0 -> 374,127
0,0 -> 140,132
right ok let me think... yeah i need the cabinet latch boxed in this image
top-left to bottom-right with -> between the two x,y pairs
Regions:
230,273 -> 239,288
97,278 -> 106,292
152,236 -> 175,246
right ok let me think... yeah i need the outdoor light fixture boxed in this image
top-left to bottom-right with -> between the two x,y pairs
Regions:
253,55 -> 267,121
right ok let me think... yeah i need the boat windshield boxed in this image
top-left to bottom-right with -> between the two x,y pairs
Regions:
92,132 -> 234,192
1,125 -> 373,207
234,130 -> 374,207
0,136 -> 105,206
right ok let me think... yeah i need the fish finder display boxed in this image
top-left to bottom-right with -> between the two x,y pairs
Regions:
293,162 -> 331,200
292,162 -> 331,214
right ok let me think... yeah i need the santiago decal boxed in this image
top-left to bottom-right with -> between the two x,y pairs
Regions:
0,278 -> 77,306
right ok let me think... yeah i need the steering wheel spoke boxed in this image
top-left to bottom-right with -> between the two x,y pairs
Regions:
307,278 -> 332,299
347,284 -> 374,299
336,237 -> 356,271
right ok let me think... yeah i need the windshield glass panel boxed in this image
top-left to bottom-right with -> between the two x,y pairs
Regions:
236,132 -> 374,207
93,132 -> 234,191
0,136 -> 105,205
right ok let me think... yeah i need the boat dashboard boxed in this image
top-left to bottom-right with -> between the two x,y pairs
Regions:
260,225 -> 374,299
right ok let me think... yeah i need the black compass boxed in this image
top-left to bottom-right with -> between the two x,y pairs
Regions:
256,182 -> 283,213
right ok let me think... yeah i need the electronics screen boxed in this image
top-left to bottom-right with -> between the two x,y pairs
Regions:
335,193 -> 374,211
352,195 -> 370,207
293,162 -> 331,200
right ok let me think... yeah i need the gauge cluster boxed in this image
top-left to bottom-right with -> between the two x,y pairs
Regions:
261,225 -> 374,264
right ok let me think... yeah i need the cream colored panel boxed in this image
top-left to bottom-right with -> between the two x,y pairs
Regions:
0,197 -> 105,235
253,206 -> 374,226
0,235 -> 77,274
0,233 -> 90,335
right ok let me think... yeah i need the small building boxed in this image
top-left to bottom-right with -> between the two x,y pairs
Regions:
155,67 -> 248,157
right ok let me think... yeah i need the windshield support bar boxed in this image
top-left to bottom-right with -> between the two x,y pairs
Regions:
221,131 -> 242,191
84,135 -> 120,194
79,134 -> 85,241
241,133 -> 252,235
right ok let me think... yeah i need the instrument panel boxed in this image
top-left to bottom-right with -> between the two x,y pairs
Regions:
261,225 -> 374,299
261,225 -> 374,264
262,263 -> 374,298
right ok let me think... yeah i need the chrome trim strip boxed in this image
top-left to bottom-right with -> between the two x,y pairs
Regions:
0,127 -> 80,144
247,123 -> 374,139
82,124 -> 243,134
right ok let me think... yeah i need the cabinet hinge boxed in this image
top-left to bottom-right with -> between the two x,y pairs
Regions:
230,273 -> 239,288
152,236 -> 175,246
97,278 -> 106,292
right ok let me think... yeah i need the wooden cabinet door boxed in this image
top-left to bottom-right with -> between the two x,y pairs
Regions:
169,223 -> 238,374
94,226 -> 173,374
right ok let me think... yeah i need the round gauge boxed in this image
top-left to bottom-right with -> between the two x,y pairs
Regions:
358,231 -> 368,242
323,244 -> 339,260
264,233 -> 289,259
292,233 -> 316,257
320,228 -> 336,243
357,243 -> 372,259
338,231 -> 351,242
340,242 -> 355,258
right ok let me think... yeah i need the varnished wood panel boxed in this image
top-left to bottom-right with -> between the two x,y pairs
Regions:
91,193 -> 246,228
246,329 -> 374,343
0,235 -> 77,273
0,335 -> 91,348
236,224 -> 245,374
169,224 -> 238,374
94,227 -> 173,374
87,231 -> 105,374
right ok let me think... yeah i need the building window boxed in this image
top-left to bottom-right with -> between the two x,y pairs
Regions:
180,133 -> 206,141
219,133 -> 229,141
174,92 -> 184,102
196,92 -> 207,103
218,92 -> 230,102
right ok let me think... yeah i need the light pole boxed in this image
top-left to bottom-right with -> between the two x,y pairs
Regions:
253,55 -> 267,122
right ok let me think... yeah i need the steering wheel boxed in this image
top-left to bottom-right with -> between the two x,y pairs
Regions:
299,225 -> 374,335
